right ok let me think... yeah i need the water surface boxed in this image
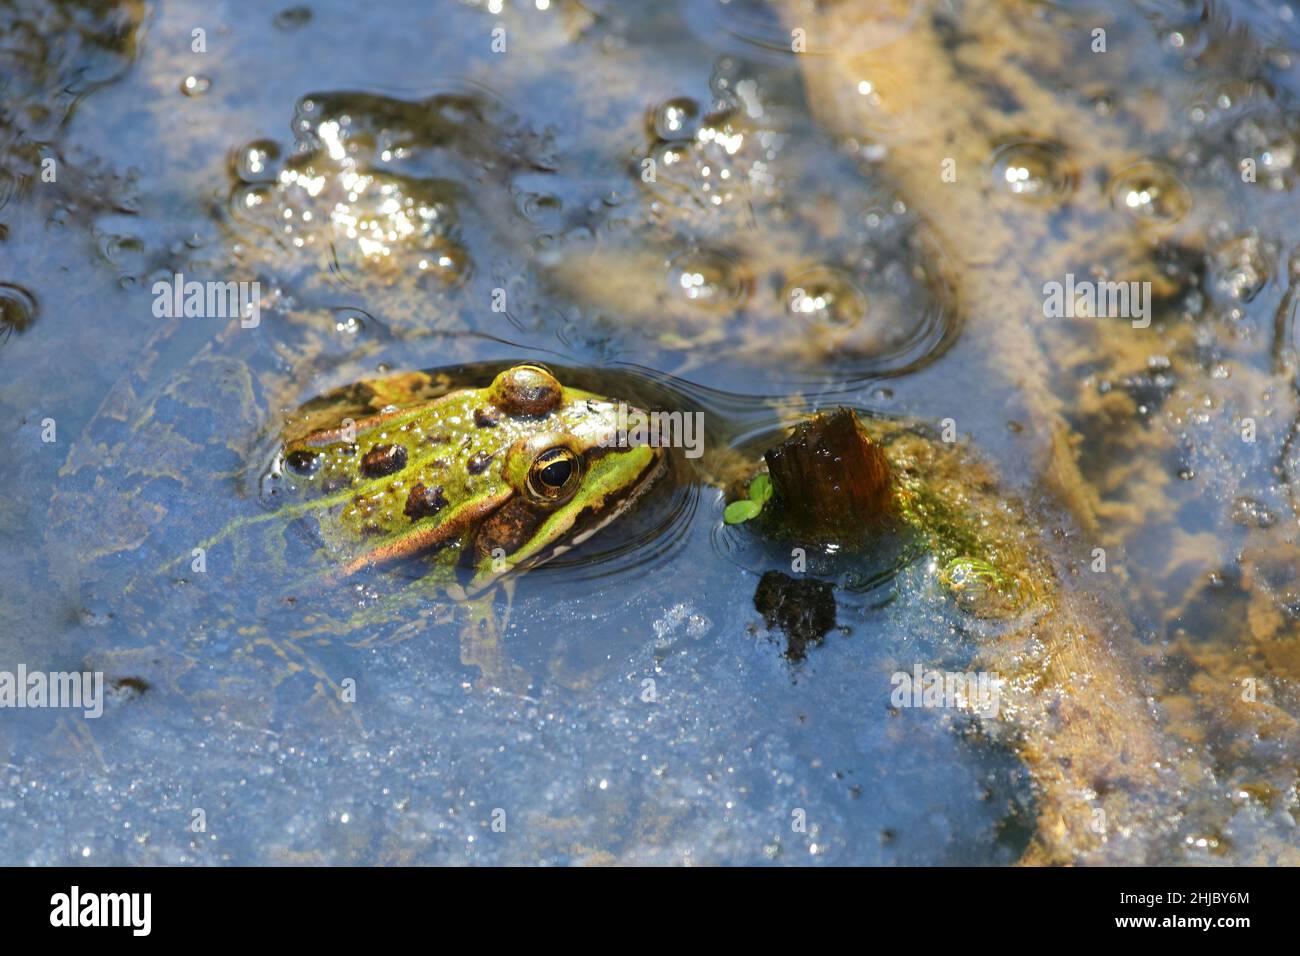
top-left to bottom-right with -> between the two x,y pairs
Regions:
1,0 -> 1297,864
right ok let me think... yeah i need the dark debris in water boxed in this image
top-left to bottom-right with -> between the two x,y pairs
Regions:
110,676 -> 151,698
753,570 -> 838,662
1104,356 -> 1179,420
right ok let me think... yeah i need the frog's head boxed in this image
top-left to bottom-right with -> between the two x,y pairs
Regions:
462,364 -> 666,591
297,365 -> 665,593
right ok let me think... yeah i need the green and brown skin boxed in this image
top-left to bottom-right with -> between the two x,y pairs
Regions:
267,363 -> 665,596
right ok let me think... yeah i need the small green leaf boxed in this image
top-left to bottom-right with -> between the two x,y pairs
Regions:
724,499 -> 762,524
748,474 -> 773,505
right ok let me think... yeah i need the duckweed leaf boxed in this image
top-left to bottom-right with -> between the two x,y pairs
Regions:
724,499 -> 762,524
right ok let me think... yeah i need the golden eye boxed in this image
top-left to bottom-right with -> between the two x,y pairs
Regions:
527,447 -> 581,501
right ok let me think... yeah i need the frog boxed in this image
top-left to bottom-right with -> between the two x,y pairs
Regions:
254,362 -> 665,599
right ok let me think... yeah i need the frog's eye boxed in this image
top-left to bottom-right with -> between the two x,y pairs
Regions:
527,447 -> 582,501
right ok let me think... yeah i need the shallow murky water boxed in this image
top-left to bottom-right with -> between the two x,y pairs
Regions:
0,0 -> 1297,864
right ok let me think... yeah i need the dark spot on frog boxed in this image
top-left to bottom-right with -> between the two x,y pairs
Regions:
285,448 -> 322,475
474,496 -> 545,560
473,406 -> 500,427
467,451 -> 494,474
427,432 -> 451,445
753,570 -> 837,662
360,443 -> 408,477
404,483 -> 448,520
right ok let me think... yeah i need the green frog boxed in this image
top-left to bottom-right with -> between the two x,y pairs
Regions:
259,363 -> 665,599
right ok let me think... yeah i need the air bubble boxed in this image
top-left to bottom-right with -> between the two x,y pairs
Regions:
416,238 -> 471,288
335,312 -> 365,336
989,141 -> 1074,203
783,267 -> 868,329
1108,162 -> 1191,224
650,97 -> 701,141
517,191 -> 562,229
1208,236 -> 1268,303
221,91 -> 521,294
98,234 -> 145,271
232,140 -> 282,184
181,75 -> 212,97
667,248 -> 749,313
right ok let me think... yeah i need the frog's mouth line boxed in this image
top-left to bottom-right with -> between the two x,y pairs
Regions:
558,446 -> 668,551
467,446 -> 667,592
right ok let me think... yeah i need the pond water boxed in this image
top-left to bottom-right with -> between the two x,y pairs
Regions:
0,0 -> 1297,864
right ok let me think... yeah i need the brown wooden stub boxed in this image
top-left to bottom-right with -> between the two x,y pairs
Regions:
763,407 -> 893,544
